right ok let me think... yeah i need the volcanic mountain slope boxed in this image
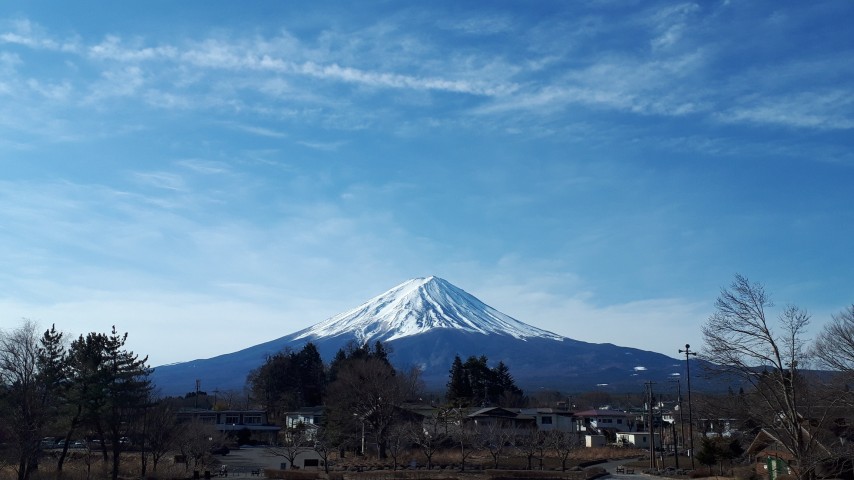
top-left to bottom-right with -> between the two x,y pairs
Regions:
151,276 -> 684,396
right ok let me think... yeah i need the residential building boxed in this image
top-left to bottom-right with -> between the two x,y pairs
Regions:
616,431 -> 661,449
574,409 -> 635,435
176,408 -> 280,444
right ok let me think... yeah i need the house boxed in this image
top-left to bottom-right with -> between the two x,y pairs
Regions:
518,408 -> 580,433
466,407 -> 534,429
574,409 -> 635,438
616,432 -> 661,449
464,407 -> 580,433
176,408 -> 281,444
284,406 -> 325,429
746,426 -> 850,480
283,406 -> 325,441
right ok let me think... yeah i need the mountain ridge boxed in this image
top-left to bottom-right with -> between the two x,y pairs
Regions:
150,276 -> 684,396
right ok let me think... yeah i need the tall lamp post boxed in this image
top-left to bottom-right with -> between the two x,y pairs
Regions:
679,344 -> 697,469
353,414 -> 366,455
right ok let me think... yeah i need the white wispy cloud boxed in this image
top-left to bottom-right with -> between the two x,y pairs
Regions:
297,140 -> 346,152
1,9 -> 851,149
645,3 -> 701,51
84,66 -> 146,103
436,15 -> 516,36
177,159 -> 232,175
89,35 -> 178,62
131,171 -> 187,191
720,90 -> 854,130
224,122 -> 288,138
0,18 -> 80,52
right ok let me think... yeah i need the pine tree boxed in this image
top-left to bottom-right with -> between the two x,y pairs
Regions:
102,326 -> 152,480
297,343 -> 326,406
446,355 -> 472,404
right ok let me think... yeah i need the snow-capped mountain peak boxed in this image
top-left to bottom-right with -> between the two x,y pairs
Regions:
293,276 -> 565,344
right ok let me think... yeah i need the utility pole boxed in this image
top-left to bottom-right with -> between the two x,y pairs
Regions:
679,344 -> 697,469
194,379 -> 200,409
670,379 -> 683,469
646,381 -> 656,470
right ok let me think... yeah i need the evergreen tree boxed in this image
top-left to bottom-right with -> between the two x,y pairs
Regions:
696,436 -> 720,475
57,331 -> 107,474
446,355 -> 523,406
297,343 -> 326,406
103,327 -> 152,480
446,355 -> 472,403
248,343 -> 328,419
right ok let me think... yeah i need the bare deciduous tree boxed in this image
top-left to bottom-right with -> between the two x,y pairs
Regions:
325,357 -> 421,459
451,418 -> 479,471
515,426 -> 546,471
407,416 -> 446,470
0,321 -> 43,480
701,274 -> 826,480
268,423 -> 310,470
477,419 -> 514,469
312,426 -> 334,474
814,305 -> 854,375
385,423 -> 409,471
547,429 -> 580,471
0,321 -> 68,480
143,400 -> 183,473
174,420 -> 223,472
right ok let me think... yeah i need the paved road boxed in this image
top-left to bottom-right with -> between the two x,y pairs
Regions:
597,458 -> 646,479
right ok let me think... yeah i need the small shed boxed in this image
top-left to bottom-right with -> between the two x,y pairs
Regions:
585,435 -> 606,448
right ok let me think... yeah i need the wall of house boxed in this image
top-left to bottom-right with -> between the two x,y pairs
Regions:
616,432 -> 660,449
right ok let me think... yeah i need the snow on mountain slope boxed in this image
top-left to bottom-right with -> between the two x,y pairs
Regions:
292,276 -> 565,344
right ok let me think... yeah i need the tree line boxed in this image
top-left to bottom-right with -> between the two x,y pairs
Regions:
0,322 -> 527,480
0,322 -> 151,480
247,340 -> 525,460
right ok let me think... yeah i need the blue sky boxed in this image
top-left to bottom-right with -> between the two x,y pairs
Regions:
1,1 -> 852,368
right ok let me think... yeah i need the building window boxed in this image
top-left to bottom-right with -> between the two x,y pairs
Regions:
225,415 -> 240,424
244,416 -> 262,425
617,419 -> 623,424
541,416 -> 553,425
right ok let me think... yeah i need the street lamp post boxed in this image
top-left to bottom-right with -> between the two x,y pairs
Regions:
679,344 -> 697,469
353,414 -> 366,455
360,418 -> 365,455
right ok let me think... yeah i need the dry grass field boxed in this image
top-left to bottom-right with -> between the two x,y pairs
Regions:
0,446 -> 644,480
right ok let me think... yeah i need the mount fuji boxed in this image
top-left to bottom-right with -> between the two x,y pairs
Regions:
151,276 -> 685,396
